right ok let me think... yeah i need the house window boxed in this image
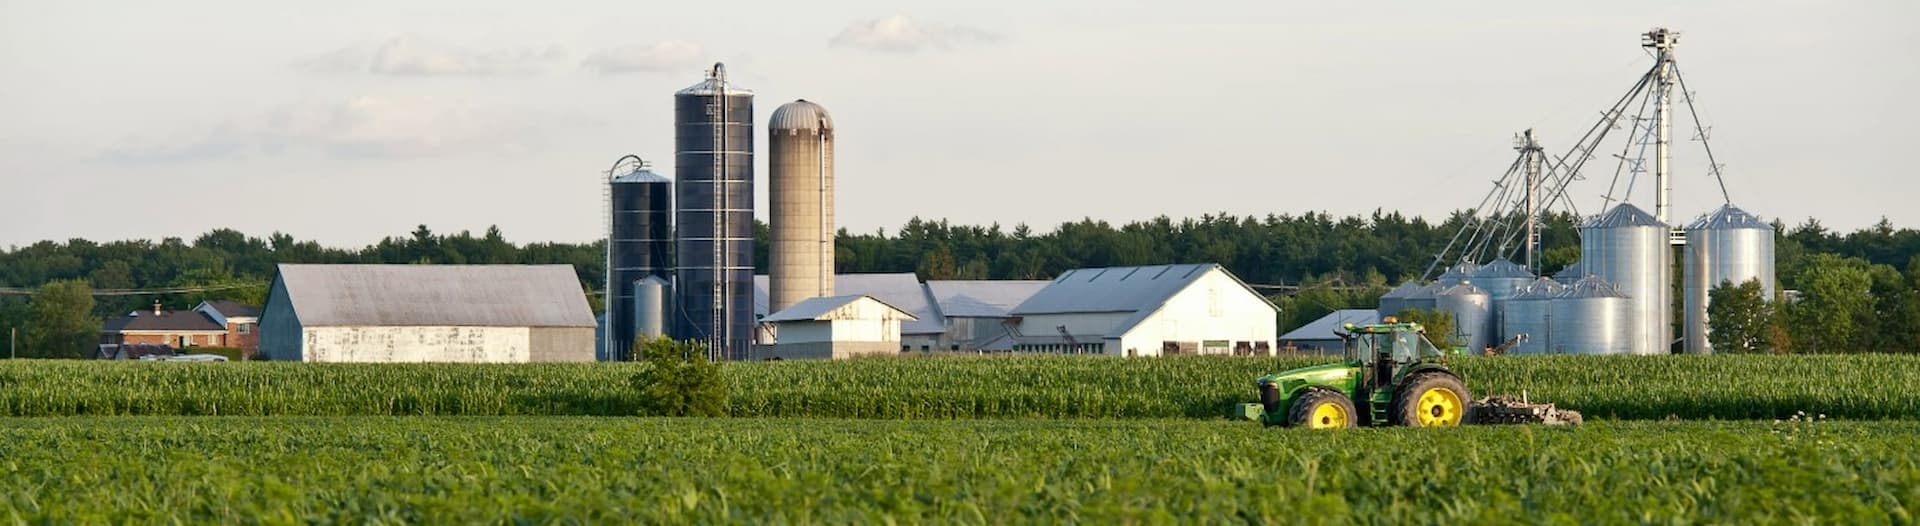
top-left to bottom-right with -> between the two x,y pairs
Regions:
239,323 -> 252,335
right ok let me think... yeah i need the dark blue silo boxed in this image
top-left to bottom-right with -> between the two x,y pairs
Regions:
672,63 -> 755,360
607,155 -> 671,361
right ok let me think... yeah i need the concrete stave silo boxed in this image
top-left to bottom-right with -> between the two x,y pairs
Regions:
767,99 -> 836,314
1683,205 -> 1776,353
673,63 -> 756,360
607,157 -> 671,361
1579,204 -> 1671,355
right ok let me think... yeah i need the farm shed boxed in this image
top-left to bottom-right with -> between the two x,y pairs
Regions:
258,264 -> 596,362
1006,263 -> 1278,357
755,295 -> 918,360
1277,309 -> 1378,356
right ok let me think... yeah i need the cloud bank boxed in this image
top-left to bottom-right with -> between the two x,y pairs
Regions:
830,15 -> 999,54
296,36 -> 567,76
103,96 -> 543,162
581,40 -> 704,74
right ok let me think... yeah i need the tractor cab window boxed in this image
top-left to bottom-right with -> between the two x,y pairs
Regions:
1344,333 -> 1381,363
1392,329 -> 1421,362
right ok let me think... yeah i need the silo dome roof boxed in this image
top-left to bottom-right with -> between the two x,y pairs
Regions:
1686,204 -> 1770,231
1584,203 -> 1668,229
611,167 -> 669,183
1471,257 -> 1534,279
676,63 -> 754,96
1556,275 -> 1629,299
769,99 -> 833,131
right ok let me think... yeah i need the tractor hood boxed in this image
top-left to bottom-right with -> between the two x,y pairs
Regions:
1257,362 -> 1355,389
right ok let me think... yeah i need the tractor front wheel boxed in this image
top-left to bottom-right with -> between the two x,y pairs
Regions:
1393,372 -> 1470,427
1286,388 -> 1357,429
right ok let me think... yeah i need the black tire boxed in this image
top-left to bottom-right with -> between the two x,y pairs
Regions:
1286,388 -> 1358,429
1393,371 -> 1471,427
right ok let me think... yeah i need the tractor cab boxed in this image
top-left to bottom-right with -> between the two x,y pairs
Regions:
1243,317 -> 1470,429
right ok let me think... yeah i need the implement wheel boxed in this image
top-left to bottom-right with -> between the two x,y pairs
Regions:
1286,388 -> 1357,429
1393,372 -> 1470,427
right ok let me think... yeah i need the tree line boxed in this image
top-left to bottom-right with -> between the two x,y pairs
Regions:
4,213 -> 1920,357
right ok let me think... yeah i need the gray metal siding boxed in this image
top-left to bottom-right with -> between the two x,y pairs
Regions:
258,278 -> 304,361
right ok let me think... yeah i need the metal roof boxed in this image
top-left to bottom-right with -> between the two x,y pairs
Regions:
1437,262 -> 1479,282
1279,309 -> 1379,342
769,99 -> 833,131
676,63 -> 753,96
200,299 -> 262,318
762,295 -> 918,323
1009,263 -> 1275,339
1510,277 -> 1566,300
274,264 -> 596,327
1471,257 -> 1534,279
1552,262 -> 1585,281
754,273 -> 946,334
1435,282 -> 1489,297
1556,275 -> 1630,299
925,280 -> 1050,318
1686,204 -> 1770,231
1379,281 -> 1424,300
1586,203 -> 1668,229
611,167 -> 669,184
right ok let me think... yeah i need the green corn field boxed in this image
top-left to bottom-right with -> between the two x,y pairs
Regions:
0,354 -> 1916,420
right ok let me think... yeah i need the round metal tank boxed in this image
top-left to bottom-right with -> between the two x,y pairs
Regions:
607,160 -> 671,361
1437,262 -> 1479,284
1683,205 -> 1775,354
631,275 -> 669,344
1376,281 -> 1423,318
673,63 -> 756,360
1501,277 -> 1564,354
1579,204 -> 1671,355
1434,282 -> 1492,352
768,99 -> 836,314
1546,275 -> 1631,355
1471,257 -> 1536,346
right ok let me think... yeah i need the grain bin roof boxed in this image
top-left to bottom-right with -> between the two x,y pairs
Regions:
1585,203 -> 1668,228
1687,204 -> 1770,230
274,264 -> 595,327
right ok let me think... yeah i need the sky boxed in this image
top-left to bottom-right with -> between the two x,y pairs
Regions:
1,1 -> 1915,247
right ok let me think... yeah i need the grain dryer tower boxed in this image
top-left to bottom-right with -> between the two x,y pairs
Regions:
767,99 -> 836,314
673,63 -> 756,360
606,155 -> 672,361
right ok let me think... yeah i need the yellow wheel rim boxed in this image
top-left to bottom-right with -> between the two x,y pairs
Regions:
1416,387 -> 1464,427
1308,401 -> 1349,429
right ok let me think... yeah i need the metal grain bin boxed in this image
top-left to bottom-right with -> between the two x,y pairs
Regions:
631,275 -> 669,344
607,161 -> 672,361
1579,204 -> 1671,355
1472,257 -> 1537,346
1377,281 -> 1424,318
1552,261 -> 1586,282
1434,282 -> 1492,352
1403,282 -> 1442,312
1546,275 -> 1631,355
1437,262 -> 1480,284
1501,277 -> 1565,354
673,63 -> 757,359
1683,204 -> 1776,353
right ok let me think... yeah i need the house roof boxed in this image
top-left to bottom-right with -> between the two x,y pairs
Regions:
102,310 -> 225,333
1010,263 -> 1276,339
272,264 -> 596,327
925,280 -> 1050,318
199,299 -> 262,318
762,295 -> 919,323
1279,309 -> 1379,342
754,273 -> 946,334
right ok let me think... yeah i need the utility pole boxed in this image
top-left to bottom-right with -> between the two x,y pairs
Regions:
10,327 -> 16,359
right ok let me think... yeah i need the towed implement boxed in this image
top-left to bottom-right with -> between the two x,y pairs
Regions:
1236,319 -> 1579,428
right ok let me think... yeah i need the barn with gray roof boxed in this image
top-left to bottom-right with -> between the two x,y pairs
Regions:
258,264 -> 597,362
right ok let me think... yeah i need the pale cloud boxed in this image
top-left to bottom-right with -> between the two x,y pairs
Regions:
102,96 -> 543,162
295,36 -> 566,76
581,40 -> 704,74
830,15 -> 1000,54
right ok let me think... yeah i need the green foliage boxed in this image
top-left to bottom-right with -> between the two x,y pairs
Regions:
1392,308 -> 1458,348
0,418 -> 1914,523
1273,278 -> 1387,334
630,337 -> 727,417
25,280 -> 96,359
1785,254 -> 1876,352
1707,279 -> 1776,353
2,355 -> 1916,420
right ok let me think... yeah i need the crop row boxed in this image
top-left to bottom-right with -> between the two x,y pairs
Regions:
1,417 -> 1914,524
0,354 -> 1916,419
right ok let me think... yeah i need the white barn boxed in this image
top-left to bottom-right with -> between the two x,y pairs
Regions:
258,264 -> 597,362
1006,263 -> 1277,357
756,295 -> 918,360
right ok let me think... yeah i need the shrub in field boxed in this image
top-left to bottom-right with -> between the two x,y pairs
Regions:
630,337 -> 727,417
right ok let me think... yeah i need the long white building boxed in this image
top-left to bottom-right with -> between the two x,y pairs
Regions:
259,264 -> 597,362
1006,263 -> 1277,356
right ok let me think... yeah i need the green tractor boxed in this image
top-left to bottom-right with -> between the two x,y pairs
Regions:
1238,319 -> 1471,429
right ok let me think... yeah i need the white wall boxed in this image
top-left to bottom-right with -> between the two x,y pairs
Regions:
1118,269 -> 1277,356
300,326 -> 531,362
1014,312 -> 1131,341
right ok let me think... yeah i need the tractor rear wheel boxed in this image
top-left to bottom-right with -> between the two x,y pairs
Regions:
1286,388 -> 1357,429
1393,372 -> 1470,427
